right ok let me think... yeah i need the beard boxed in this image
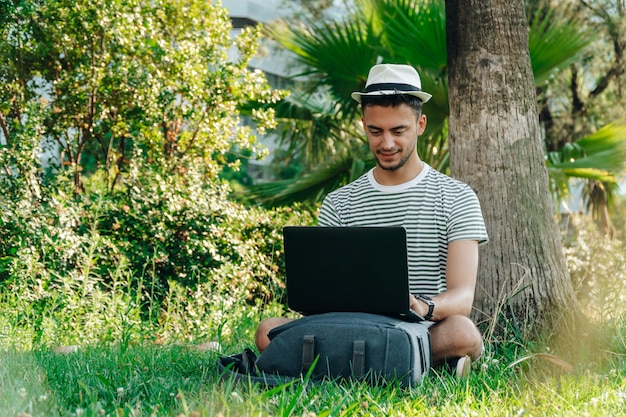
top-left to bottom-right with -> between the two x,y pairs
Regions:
375,146 -> 415,171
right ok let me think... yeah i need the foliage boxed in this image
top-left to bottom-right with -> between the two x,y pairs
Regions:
0,0 -> 285,195
247,0 -> 626,211
528,2 -> 595,85
546,122 -> 626,202
0,0 -> 316,348
1,316 -> 624,416
564,223 -> 626,321
0,165 -> 314,349
533,0 -> 626,220
534,0 -> 626,151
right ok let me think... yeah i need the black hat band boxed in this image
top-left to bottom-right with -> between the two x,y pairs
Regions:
364,83 -> 421,93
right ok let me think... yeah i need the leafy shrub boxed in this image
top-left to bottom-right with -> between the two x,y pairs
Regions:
0,0 -> 304,349
95,161 -> 316,336
0,166 -> 315,349
0,177 -> 135,347
564,226 -> 626,321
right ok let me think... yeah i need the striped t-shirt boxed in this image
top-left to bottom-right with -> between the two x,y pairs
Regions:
318,164 -> 489,296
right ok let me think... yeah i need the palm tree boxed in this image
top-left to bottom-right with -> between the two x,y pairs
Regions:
244,0 -> 626,213
546,122 -> 626,234
243,0 -> 448,206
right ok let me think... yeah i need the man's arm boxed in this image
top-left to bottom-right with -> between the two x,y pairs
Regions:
410,239 -> 479,320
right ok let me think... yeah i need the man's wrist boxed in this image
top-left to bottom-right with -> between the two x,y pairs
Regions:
416,294 -> 435,320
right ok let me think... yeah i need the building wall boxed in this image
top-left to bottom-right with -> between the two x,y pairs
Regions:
221,0 -> 286,25
221,0 -> 293,79
221,0 -> 296,181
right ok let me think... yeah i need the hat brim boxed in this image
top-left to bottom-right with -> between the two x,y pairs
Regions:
351,90 -> 432,104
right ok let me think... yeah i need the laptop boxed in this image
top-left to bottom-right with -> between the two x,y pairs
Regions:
282,226 -> 424,322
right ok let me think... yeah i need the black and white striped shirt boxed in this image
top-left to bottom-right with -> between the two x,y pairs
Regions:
318,164 -> 489,296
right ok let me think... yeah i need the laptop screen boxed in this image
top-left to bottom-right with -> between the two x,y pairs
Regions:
283,226 -> 411,316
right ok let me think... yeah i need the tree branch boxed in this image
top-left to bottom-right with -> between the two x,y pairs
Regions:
570,64 -> 585,114
178,106 -> 209,159
581,0 -> 625,98
0,113 -> 13,176
0,112 -> 10,146
590,66 -> 624,97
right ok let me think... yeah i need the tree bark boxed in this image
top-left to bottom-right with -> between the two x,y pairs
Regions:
445,0 -> 582,339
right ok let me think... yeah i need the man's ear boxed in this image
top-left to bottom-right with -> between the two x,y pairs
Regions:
417,114 -> 427,135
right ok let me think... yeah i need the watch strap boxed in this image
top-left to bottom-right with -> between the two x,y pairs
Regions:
417,294 -> 435,320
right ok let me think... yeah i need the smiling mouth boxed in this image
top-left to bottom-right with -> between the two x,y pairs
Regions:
378,150 -> 400,159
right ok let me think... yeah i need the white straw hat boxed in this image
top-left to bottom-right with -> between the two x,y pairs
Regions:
351,64 -> 432,104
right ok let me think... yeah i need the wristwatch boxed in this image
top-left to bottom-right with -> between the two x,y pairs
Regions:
417,294 -> 435,320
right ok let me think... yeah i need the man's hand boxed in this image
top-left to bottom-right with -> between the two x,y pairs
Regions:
409,294 -> 428,317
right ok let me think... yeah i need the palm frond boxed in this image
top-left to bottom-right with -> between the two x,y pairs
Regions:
266,17 -> 381,118
546,167 -> 617,183
365,0 -> 447,75
242,92 -> 365,166
547,122 -> 626,204
547,122 -> 626,176
528,5 -> 595,85
243,154 -> 375,207
271,92 -> 360,164
576,122 -> 626,157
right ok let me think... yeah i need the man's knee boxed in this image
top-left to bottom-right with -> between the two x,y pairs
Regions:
446,315 -> 482,356
255,317 -> 293,352
430,315 -> 483,362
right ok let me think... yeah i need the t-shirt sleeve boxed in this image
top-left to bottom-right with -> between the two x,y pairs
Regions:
317,194 -> 342,227
448,186 -> 489,245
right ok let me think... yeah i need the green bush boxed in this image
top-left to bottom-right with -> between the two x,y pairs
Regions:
0,165 -> 315,349
0,0 -> 304,349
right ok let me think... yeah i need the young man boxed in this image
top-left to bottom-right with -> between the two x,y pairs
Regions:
256,64 -> 489,377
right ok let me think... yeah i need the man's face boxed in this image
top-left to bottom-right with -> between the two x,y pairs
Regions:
362,103 -> 427,172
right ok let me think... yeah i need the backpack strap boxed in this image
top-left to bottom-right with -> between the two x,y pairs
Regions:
302,335 -> 315,371
241,348 -> 258,374
352,340 -> 366,378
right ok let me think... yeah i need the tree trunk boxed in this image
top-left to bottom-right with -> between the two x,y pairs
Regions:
445,0 -> 582,339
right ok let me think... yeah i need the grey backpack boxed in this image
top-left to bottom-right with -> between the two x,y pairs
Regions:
219,312 -> 431,388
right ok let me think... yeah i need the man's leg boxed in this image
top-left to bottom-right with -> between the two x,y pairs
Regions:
428,314 -> 483,366
255,317 -> 294,352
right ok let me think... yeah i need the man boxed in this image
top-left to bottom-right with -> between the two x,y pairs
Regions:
256,63 -> 489,377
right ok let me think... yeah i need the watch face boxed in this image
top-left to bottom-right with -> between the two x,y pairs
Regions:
418,295 -> 434,319
419,295 -> 433,305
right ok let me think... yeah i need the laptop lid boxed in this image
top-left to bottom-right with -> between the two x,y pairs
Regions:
282,226 -> 423,321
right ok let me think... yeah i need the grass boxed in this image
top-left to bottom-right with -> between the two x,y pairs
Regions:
1,210 -> 625,416
1,316 -> 625,417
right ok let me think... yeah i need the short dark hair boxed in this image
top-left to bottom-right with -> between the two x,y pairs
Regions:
360,94 -> 423,117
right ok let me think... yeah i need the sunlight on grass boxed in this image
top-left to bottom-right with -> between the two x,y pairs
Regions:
1,199 -> 625,415
1,322 -> 624,417
0,351 -> 61,415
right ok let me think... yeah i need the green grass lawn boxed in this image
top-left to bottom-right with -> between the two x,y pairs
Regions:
2,330 -> 624,417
